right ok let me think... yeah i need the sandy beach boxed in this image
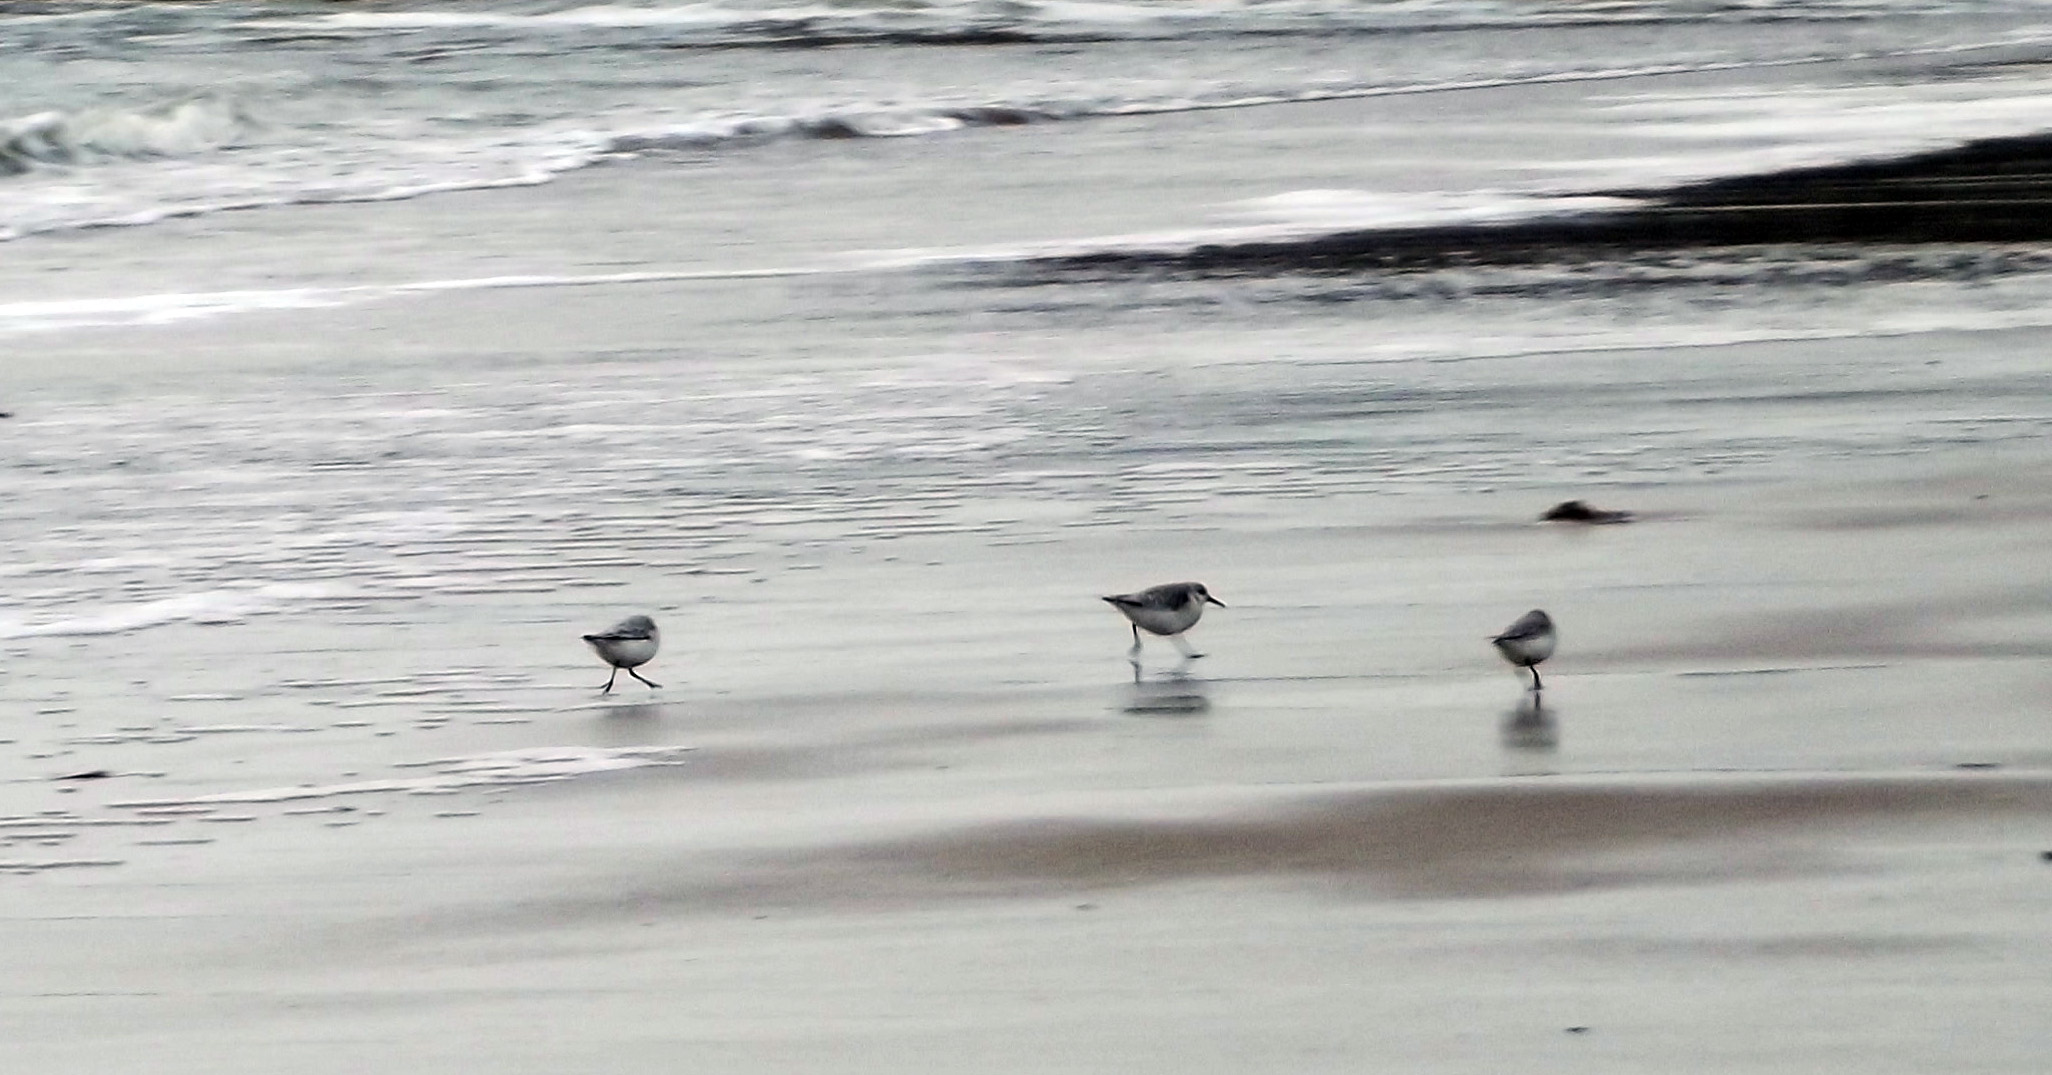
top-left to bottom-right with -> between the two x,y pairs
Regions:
5,310 -> 2051,1069
7,21 -> 2052,1070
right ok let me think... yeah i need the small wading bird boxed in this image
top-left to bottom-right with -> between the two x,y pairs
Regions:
1102,582 -> 1225,658
583,614 -> 661,693
1491,609 -> 1556,692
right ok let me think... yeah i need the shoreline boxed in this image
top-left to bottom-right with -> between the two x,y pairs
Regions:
5,44 -> 2052,1070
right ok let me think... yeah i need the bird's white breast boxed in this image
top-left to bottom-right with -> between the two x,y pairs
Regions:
1125,598 -> 1204,637
1494,633 -> 1555,665
590,636 -> 659,668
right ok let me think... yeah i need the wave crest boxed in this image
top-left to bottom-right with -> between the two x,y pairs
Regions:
601,100 -> 1073,152
0,97 -> 254,177
243,0 -> 1973,48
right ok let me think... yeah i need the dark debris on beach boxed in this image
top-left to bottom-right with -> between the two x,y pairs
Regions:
1540,500 -> 1634,524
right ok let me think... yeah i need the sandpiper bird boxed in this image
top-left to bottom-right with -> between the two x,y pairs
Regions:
1102,582 -> 1225,658
1491,609 -> 1556,692
583,614 -> 661,693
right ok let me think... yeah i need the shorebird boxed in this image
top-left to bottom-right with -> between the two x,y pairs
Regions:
583,614 -> 661,693
1491,609 -> 1556,692
1102,582 -> 1225,658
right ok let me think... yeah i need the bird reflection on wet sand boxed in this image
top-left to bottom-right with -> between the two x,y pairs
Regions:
1500,694 -> 1559,752
1121,659 -> 1212,715
597,701 -> 665,724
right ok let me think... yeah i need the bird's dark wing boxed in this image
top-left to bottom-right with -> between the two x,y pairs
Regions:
1106,584 -> 1192,611
1493,611 -> 1551,642
584,627 -> 652,643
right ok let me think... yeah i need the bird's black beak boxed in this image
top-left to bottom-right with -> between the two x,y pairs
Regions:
1205,595 -> 1226,608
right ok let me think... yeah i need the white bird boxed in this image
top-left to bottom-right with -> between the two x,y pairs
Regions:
583,614 -> 661,693
1102,582 -> 1225,658
1491,609 -> 1556,692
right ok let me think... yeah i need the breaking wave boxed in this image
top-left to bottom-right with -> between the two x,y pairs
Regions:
0,97 -> 254,177
238,0 -> 2043,48
4,0 -> 2049,242
0,61 -> 1806,241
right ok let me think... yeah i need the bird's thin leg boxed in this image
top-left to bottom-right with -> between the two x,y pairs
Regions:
1171,634 -> 1202,659
601,667 -> 620,694
1128,624 -> 1143,657
628,668 -> 662,689
1529,665 -> 1543,693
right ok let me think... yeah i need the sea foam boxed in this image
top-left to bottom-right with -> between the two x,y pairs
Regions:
107,746 -> 695,808
0,583 -> 336,640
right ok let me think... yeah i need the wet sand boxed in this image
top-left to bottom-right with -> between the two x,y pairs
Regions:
5,428 -> 2052,1071
5,62 -> 2052,1070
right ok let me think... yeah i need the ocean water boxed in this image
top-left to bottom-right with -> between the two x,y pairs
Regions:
5,2 -> 2052,834
9,0 -> 2052,241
